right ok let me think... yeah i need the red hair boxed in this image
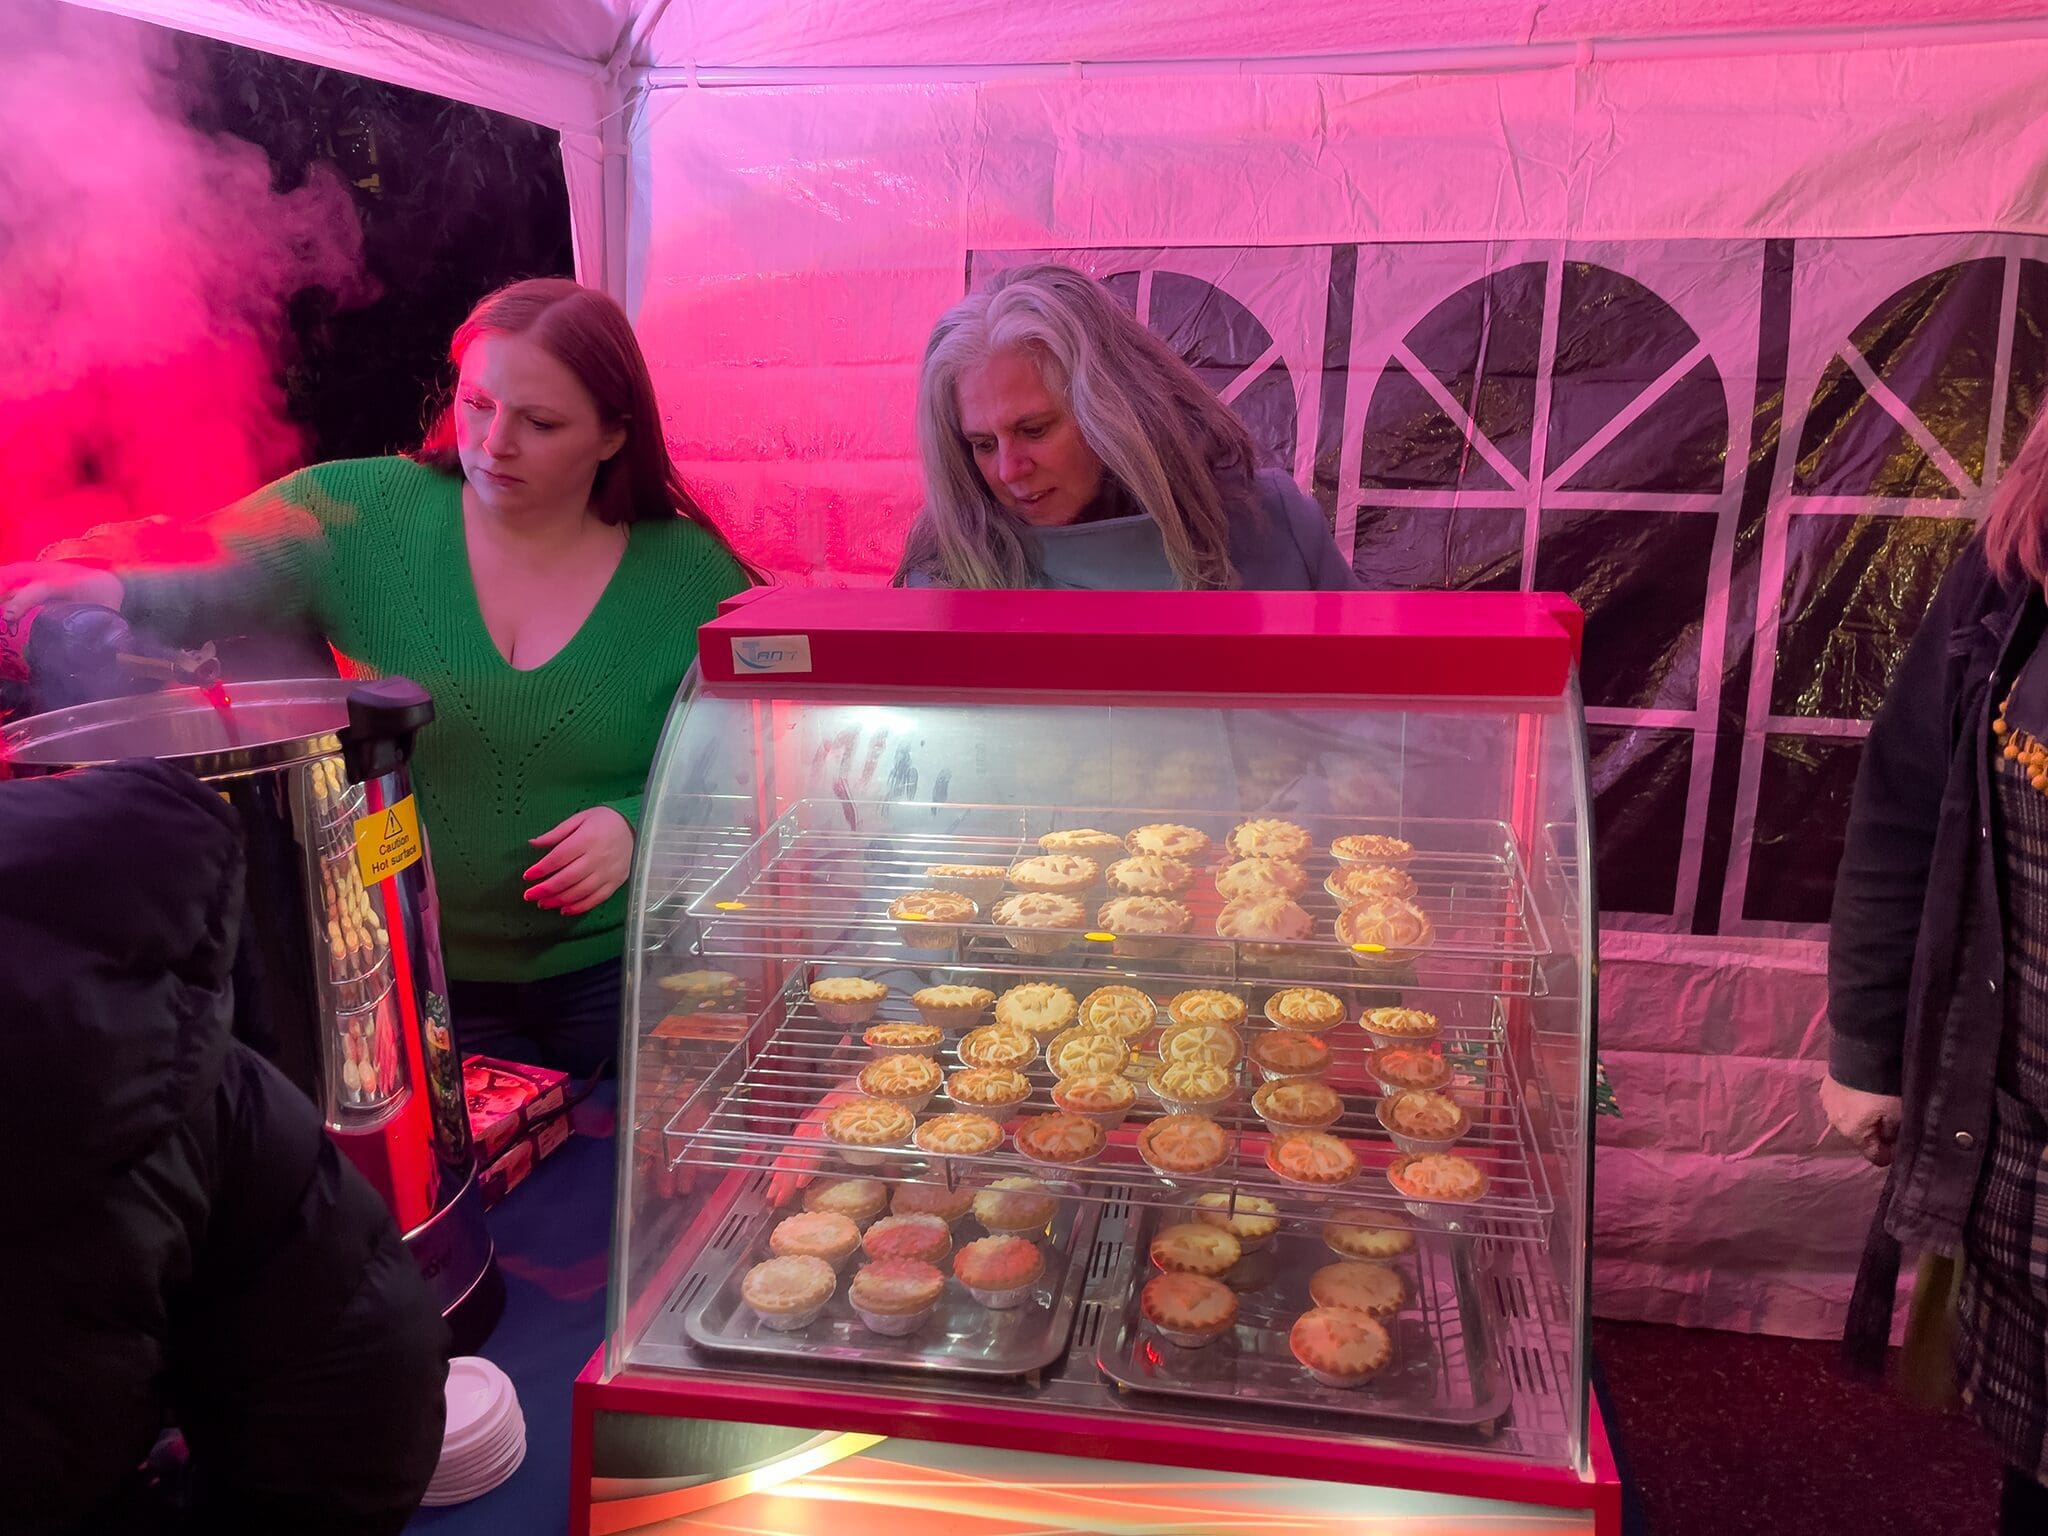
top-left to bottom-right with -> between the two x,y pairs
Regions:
416,279 -> 758,574
1985,403 -> 2048,586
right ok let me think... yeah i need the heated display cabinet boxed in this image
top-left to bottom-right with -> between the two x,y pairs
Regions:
573,588 -> 1619,1536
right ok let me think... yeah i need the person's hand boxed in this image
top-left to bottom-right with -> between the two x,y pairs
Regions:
1822,1072 -> 1905,1167
524,806 -> 634,916
0,562 -> 125,624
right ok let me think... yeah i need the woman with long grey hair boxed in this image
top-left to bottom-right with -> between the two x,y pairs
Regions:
893,263 -> 1356,590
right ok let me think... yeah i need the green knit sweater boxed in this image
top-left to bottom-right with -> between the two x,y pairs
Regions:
124,456 -> 749,983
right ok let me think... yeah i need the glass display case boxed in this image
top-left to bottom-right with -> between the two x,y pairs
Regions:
574,588 -> 1619,1536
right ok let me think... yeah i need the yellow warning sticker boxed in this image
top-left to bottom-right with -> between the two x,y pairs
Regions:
355,795 -> 424,885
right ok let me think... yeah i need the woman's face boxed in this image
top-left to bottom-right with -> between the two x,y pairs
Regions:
455,332 -> 625,518
955,346 -> 1105,528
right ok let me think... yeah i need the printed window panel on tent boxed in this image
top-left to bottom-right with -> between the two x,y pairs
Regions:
966,246 -> 1333,486
965,240 -> 1769,929
1726,233 -> 2048,939
1335,241 -> 1764,930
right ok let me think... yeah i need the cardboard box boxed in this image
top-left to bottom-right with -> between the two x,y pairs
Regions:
480,1112 -> 573,1207
462,1055 -> 569,1163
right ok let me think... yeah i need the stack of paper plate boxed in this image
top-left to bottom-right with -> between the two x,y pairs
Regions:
421,1357 -> 525,1506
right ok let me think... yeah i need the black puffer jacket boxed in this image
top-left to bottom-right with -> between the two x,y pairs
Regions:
0,759 -> 448,1533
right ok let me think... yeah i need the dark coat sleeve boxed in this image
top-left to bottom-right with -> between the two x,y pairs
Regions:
1827,543 -> 1994,1095
173,1047 -> 448,1535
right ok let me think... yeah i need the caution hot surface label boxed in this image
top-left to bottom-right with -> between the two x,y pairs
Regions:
355,795 -> 423,885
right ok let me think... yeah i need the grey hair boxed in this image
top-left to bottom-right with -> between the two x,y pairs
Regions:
894,263 -> 1256,589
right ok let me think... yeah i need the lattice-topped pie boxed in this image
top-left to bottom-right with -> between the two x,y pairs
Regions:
1379,1089 -> 1468,1146
1142,1272 -> 1239,1346
1336,897 -> 1435,962
857,1054 -> 942,1106
1166,990 -> 1248,1030
994,982 -> 1079,1036
1191,1191 -> 1280,1247
1157,1021 -> 1244,1068
1124,823 -> 1212,860
1266,1130 -> 1362,1186
1215,894 -> 1314,955
1252,1077 -> 1345,1129
809,976 -> 889,1026
959,1025 -> 1038,1071
1329,834 -> 1416,866
1325,864 -> 1418,905
1138,1113 -> 1233,1175
1215,857 -> 1309,901
1368,1045 -> 1452,1093
1360,1006 -> 1442,1043
1051,1072 -> 1137,1117
1149,1221 -> 1243,1277
1046,1028 -> 1131,1080
911,984 -> 995,1029
1387,1152 -> 1488,1204
1310,1260 -> 1407,1319
1096,896 -> 1192,958
1150,1060 -> 1234,1110
1250,1029 -> 1333,1079
864,1021 -> 945,1054
1290,1306 -> 1393,1386
924,864 -> 1007,904
1263,986 -> 1347,1033
889,889 -> 977,947
990,893 -> 1086,954
1006,854 -> 1099,893
1039,828 -> 1126,855
1226,818 -> 1313,861
1104,855 -> 1197,896
1322,1209 -> 1416,1258
1078,984 -> 1157,1039
1012,1110 -> 1106,1165
946,1065 -> 1032,1111
825,1098 -> 914,1150
913,1111 -> 1006,1157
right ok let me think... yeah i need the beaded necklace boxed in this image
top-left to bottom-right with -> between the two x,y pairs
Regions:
1996,688 -> 2048,791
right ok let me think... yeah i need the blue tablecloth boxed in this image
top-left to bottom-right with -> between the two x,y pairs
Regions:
408,1093 -> 616,1534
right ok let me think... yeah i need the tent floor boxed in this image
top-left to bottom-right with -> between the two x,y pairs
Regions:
1593,1318 -> 2003,1534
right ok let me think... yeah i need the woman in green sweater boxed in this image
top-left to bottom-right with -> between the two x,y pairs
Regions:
0,279 -> 753,1075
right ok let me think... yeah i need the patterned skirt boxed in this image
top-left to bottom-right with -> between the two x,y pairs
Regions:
1957,1088 -> 2048,1480
1960,743 -> 2048,1481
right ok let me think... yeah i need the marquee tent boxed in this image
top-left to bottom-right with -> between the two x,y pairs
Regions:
48,0 -> 2048,1337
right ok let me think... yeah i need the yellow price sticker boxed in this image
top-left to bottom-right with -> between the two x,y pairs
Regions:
714,900 -> 749,911
1085,931 -> 1117,943
354,795 -> 423,886
1350,942 -> 1388,954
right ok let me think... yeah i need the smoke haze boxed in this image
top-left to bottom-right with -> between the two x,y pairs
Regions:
0,0 -> 374,564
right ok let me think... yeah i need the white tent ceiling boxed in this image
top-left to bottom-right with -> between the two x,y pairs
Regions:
54,0 -> 2048,291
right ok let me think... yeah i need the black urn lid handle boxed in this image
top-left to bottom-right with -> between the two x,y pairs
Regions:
341,678 -> 436,782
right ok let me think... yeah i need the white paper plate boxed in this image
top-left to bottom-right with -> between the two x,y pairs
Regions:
443,1359 -> 512,1437
427,1417 -> 526,1502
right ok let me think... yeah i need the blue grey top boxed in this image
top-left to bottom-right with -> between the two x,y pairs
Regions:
903,468 -> 1360,591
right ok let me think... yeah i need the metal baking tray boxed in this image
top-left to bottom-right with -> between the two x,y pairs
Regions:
1095,1201 -> 1511,1430
682,1181 -> 1104,1380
